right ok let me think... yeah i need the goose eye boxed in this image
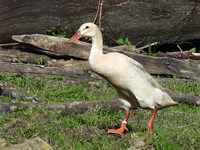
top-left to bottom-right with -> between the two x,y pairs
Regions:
85,26 -> 89,29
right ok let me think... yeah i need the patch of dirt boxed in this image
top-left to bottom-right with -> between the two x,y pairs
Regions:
65,125 -> 154,150
128,133 -> 155,150
65,126 -> 106,142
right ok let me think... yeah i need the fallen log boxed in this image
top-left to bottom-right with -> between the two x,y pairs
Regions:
0,48 -> 91,69
0,100 -> 122,115
0,90 -> 200,115
12,34 -> 200,80
156,77 -> 198,85
165,90 -> 200,106
0,86 -> 34,101
12,34 -> 90,60
156,51 -> 200,61
0,84 -> 199,115
0,61 -> 90,78
0,48 -> 51,64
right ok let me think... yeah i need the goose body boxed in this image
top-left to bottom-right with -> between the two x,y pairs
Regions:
70,23 -> 177,135
90,51 -> 175,109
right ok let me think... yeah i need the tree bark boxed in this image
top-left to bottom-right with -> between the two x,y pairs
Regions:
1,0 -> 200,46
0,48 -> 51,64
0,61 -> 89,79
0,100 -> 122,115
165,89 -> 200,105
12,34 -> 200,80
156,51 -> 200,61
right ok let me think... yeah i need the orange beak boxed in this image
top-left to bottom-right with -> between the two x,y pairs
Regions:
69,32 -> 82,43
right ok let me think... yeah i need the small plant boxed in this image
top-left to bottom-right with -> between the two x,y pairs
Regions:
46,23 -> 69,38
33,56 -> 47,65
189,47 -> 196,53
148,42 -> 156,56
116,38 -> 132,45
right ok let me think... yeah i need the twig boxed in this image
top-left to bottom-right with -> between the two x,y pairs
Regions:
177,44 -> 183,51
135,39 -> 145,47
93,0 -> 103,29
94,0 -> 115,45
138,42 -> 158,50
98,0 -> 103,29
0,43 -> 19,47
193,53 -> 200,56
93,0 -> 101,24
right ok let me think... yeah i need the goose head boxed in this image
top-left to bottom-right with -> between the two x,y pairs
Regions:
70,23 -> 99,43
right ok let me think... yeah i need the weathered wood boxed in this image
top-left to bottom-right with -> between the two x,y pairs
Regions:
165,90 -> 200,105
12,34 -> 90,60
0,61 -> 89,78
0,49 -> 50,63
126,52 -> 200,80
156,77 -> 198,85
0,100 -> 122,115
0,86 -> 35,101
1,0 -> 200,47
156,51 -> 200,61
0,88 -> 200,115
0,84 -> 199,116
12,34 -> 200,80
0,48 -> 88,68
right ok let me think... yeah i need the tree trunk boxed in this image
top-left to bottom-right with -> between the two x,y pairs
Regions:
1,0 -> 200,46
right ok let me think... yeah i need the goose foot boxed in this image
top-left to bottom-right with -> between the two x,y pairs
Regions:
107,123 -> 128,135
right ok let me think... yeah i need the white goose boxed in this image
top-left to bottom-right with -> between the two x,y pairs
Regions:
70,23 -> 177,135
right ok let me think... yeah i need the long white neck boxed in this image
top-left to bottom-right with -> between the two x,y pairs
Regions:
89,30 -> 103,66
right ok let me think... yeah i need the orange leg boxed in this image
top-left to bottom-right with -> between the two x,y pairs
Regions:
147,108 -> 158,133
107,108 -> 130,135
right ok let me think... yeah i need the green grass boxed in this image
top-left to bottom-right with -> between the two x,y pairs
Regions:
0,73 -> 116,102
163,80 -> 200,95
0,73 -> 200,149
